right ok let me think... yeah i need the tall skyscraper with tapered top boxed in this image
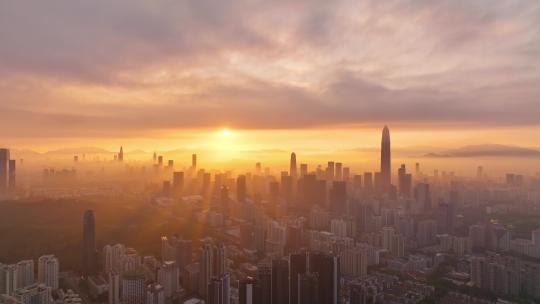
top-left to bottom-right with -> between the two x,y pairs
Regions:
380,125 -> 391,193
290,153 -> 297,179
82,210 -> 96,277
118,146 -> 124,161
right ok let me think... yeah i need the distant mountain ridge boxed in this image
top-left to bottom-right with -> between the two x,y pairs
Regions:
424,144 -> 540,158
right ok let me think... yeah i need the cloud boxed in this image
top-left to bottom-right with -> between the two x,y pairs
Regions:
0,0 -> 539,139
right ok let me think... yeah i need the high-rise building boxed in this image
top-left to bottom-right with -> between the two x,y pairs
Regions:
397,164 -> 412,198
146,283 -> 165,304
0,264 -> 18,295
192,154 -> 197,169
239,277 -> 257,304
16,260 -> 34,289
208,273 -> 230,304
237,175 -> 247,203
363,173 -> 373,194
118,146 -> 124,162
0,148 -> 9,193
309,253 -> 339,304
108,272 -> 121,304
335,162 -> 342,181
380,126 -> 391,193
37,255 -> 59,290
289,253 -> 307,304
326,162 -> 335,181
330,181 -> 347,214
271,259 -> 289,304
256,263 -> 271,304
104,244 -> 126,273
157,261 -> 179,298
122,271 -> 146,304
198,242 -> 226,298
290,153 -> 297,179
172,172 -> 184,195
82,210 -> 97,277
298,273 -> 318,304
8,159 -> 15,191
299,164 -> 308,178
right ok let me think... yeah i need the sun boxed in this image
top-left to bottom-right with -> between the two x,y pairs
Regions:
221,128 -> 231,137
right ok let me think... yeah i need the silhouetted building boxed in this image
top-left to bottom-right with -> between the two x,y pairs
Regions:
118,146 -> 124,162
309,253 -> 339,304
397,164 -> 412,198
82,210 -> 97,277
239,277 -> 257,304
172,172 -> 184,195
289,252 -> 307,304
380,126 -> 391,193
208,273 -> 230,304
271,259 -> 289,304
0,148 -> 11,191
330,181 -> 347,214
8,159 -> 15,190
256,263 -> 271,304
298,273 -> 319,304
192,154 -> 197,169
290,153 -> 297,179
237,175 -> 247,203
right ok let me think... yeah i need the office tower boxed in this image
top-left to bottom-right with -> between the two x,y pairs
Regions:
330,181 -> 347,214
300,164 -> 308,178
160,236 -> 192,269
380,125 -> 391,193
122,271 -> 146,304
271,259 -> 289,304
309,253 -> 339,304
298,273 -> 319,304
237,175 -> 247,202
413,183 -> 430,214
281,174 -> 293,203
289,253 -> 307,304
208,273 -> 230,304
37,255 -> 59,290
290,153 -> 297,179
146,283 -> 165,304
153,152 -> 157,162
13,283 -> 51,304
0,148 -> 9,193
397,164 -> 412,198
239,277 -> 257,304
343,167 -> 350,181
158,156 -> 163,166
335,162 -> 342,181
118,146 -> 123,161
172,172 -> 184,195
0,264 -> 18,295
82,210 -> 97,277
198,242 -> 227,298
157,261 -> 179,298
8,159 -> 15,190
104,244 -> 126,273
192,154 -> 197,169
16,260 -> 34,289
108,272 -> 121,304
363,173 -> 373,194
256,263 -> 271,304
382,226 -> 395,252
415,162 -> 420,177
162,181 -> 171,196
167,160 -> 174,168
326,161 -> 335,181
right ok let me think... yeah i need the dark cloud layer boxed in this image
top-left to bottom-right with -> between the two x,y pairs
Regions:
0,0 -> 539,138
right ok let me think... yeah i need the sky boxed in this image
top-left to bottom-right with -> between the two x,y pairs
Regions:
1,0 -> 540,153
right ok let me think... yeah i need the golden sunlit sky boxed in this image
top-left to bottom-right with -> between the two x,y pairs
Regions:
1,0 -> 540,156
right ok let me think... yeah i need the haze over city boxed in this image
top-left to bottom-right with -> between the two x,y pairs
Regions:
2,1 -> 540,304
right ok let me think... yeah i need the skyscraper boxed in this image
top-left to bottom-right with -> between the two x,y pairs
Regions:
192,154 -> 197,169
290,153 -> 297,179
309,253 -> 339,304
0,148 -> 10,193
118,146 -> 124,162
37,255 -> 59,290
271,259 -> 289,304
8,159 -> 15,190
380,125 -> 391,193
82,210 -> 97,277
237,175 -> 247,203
208,273 -> 230,304
239,277 -> 257,304
289,252 -> 307,304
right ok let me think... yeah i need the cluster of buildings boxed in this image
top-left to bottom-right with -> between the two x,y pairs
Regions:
3,125 -> 540,303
